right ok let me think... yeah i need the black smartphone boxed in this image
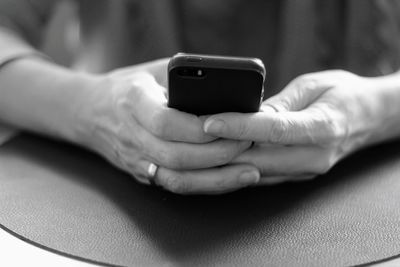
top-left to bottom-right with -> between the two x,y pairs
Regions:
167,53 -> 266,116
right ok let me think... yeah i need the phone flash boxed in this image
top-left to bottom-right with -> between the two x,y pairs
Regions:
197,70 -> 203,76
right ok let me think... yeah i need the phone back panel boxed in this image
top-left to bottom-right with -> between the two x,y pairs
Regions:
168,65 -> 265,116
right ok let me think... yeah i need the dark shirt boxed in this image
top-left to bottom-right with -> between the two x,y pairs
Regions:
1,0 -> 400,96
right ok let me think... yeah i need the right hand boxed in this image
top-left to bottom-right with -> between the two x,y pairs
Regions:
76,59 -> 260,194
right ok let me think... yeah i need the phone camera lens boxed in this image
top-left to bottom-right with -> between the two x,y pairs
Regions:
196,69 -> 206,77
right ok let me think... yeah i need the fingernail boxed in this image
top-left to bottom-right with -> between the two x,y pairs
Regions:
204,119 -> 225,134
239,170 -> 260,185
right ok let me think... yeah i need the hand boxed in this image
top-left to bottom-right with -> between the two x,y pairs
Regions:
76,59 -> 260,194
203,70 -> 383,184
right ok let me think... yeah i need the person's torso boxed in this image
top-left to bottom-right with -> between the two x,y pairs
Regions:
75,0 -> 400,96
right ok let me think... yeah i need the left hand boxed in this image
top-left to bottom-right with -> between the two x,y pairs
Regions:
203,70 -> 383,184
77,59 -> 259,194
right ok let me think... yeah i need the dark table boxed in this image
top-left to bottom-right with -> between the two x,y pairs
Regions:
0,134 -> 400,266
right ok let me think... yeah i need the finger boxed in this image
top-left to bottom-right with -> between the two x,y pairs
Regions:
123,72 -> 216,143
154,164 -> 260,195
204,106 -> 340,145
232,144 -> 334,176
125,159 -> 155,185
100,143 -> 153,186
203,72 -> 342,145
264,72 -> 334,112
122,114 -> 252,170
148,137 -> 253,170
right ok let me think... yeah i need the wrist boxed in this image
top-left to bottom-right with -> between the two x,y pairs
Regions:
362,73 -> 400,146
64,72 -> 106,147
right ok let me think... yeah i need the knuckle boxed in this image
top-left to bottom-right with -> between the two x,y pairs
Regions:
112,149 -> 123,167
268,118 -> 289,143
126,79 -> 145,102
236,122 -> 251,139
311,151 -> 336,175
313,162 -> 331,175
214,141 -> 245,165
124,158 -> 146,178
116,123 -> 138,148
296,73 -> 312,82
325,122 -> 343,143
331,69 -> 349,77
163,174 -> 188,194
318,111 -> 348,145
149,110 -> 167,137
292,75 -> 319,95
111,145 -> 127,170
273,97 -> 292,112
132,171 -> 150,185
154,147 -> 169,166
294,74 -> 315,88
215,150 -> 232,165
169,151 -> 185,169
157,148 -> 184,169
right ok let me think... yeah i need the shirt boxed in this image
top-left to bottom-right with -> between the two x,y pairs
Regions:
1,0 -> 400,95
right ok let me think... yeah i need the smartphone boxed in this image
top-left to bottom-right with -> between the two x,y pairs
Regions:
168,53 -> 266,116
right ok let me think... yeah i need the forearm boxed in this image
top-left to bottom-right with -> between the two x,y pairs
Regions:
0,56 -> 98,144
0,1 -> 96,143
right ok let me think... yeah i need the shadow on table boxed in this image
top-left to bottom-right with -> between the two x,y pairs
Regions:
4,133 -> 400,265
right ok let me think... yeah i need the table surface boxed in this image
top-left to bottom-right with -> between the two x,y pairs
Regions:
0,226 -> 95,267
1,227 -> 399,267
1,134 -> 400,266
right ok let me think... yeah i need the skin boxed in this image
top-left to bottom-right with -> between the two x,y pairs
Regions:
2,55 -> 400,193
79,59 -> 261,193
204,70 -> 400,185
2,28 -> 400,193
0,56 -> 260,194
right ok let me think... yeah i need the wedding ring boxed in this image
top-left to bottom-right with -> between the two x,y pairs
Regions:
147,162 -> 158,179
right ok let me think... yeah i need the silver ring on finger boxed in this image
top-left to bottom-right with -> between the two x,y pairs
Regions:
147,162 -> 159,185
